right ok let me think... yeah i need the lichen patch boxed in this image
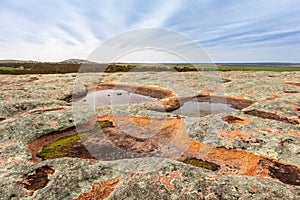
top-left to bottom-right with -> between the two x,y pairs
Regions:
76,178 -> 120,200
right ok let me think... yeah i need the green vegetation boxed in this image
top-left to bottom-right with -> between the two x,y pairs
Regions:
98,120 -> 114,128
37,132 -> 90,160
183,158 -> 220,171
217,65 -> 300,72
37,120 -> 114,160
0,62 -> 299,74
173,64 -> 300,72
0,66 -> 24,72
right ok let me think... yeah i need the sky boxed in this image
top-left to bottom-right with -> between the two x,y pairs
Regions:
0,0 -> 300,63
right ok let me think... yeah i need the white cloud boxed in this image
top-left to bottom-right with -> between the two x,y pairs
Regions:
0,0 -> 299,62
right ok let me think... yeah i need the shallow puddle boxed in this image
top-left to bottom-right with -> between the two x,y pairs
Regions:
173,101 -> 236,117
77,89 -> 158,106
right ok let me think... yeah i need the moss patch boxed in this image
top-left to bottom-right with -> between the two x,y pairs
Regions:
37,132 -> 91,160
98,120 -> 114,128
36,120 -> 113,160
183,158 -> 220,171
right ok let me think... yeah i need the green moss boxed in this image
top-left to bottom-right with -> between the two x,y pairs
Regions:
38,120 -> 113,160
98,120 -> 114,128
38,132 -> 91,160
183,158 -> 220,171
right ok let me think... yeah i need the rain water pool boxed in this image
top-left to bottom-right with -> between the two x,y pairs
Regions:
173,101 -> 236,117
77,89 -> 158,106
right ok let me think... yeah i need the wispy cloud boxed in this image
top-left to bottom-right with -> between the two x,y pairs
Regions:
0,0 -> 299,62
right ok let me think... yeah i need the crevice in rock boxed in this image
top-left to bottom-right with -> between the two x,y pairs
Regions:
222,116 -> 250,124
283,90 -> 298,93
20,106 -> 70,116
0,116 -> 6,122
244,110 -> 299,125
18,166 -> 54,195
284,82 -> 300,87
222,78 -> 232,83
259,159 -> 300,186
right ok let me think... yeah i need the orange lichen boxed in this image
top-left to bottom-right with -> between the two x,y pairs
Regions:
219,130 -> 251,141
154,171 -> 182,190
185,140 -> 208,157
76,178 -> 120,200
130,116 -> 152,126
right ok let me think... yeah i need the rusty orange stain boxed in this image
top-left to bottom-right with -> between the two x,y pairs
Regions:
284,81 -> 300,86
245,88 -> 252,92
96,114 -> 299,184
226,95 -> 247,100
260,128 -> 277,135
247,93 -> 256,97
76,178 -> 121,200
212,85 -> 221,91
235,118 -> 250,125
185,140 -> 210,157
289,131 -> 300,137
288,103 -> 300,111
201,88 -> 210,95
272,94 -> 281,98
0,142 -> 18,147
130,116 -> 152,126
250,185 -> 259,190
205,148 -> 261,176
50,124 -> 58,129
265,97 -> 276,100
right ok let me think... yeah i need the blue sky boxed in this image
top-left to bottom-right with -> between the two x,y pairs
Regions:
0,0 -> 300,62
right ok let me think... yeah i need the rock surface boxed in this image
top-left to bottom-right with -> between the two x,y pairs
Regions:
0,71 -> 299,199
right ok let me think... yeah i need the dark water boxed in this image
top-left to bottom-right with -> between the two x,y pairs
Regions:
78,89 -> 157,106
173,101 -> 236,117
